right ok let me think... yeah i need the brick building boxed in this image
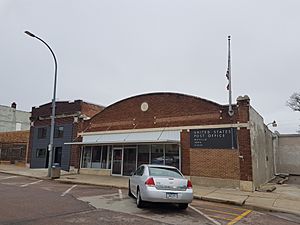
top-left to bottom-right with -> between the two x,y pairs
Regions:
0,130 -> 29,165
70,93 -> 275,191
28,100 -> 104,171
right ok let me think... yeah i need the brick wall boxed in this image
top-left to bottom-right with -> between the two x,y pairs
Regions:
236,96 -> 253,181
81,102 -> 104,118
180,129 -> 240,178
86,93 -> 237,132
180,130 -> 190,175
31,100 -> 81,118
79,93 -> 253,182
0,131 -> 29,163
238,128 -> 252,181
0,131 -> 29,143
69,120 -> 84,168
190,148 -> 240,179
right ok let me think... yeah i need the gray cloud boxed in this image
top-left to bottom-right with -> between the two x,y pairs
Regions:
0,0 -> 299,133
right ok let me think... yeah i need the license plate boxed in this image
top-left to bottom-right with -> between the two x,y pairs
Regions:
166,192 -> 178,199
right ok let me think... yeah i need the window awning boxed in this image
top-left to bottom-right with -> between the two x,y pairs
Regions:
68,130 -> 180,145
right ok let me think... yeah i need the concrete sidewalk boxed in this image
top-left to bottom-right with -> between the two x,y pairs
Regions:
1,164 -> 300,216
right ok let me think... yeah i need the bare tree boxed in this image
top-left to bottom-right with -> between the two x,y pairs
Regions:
287,92 -> 300,112
287,92 -> 300,133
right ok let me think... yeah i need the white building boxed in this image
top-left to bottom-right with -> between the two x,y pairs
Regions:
0,102 -> 31,132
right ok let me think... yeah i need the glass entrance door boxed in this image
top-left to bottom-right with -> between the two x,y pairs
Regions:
123,147 -> 137,176
112,148 -> 123,175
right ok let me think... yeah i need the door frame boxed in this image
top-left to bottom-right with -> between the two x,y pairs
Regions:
123,146 -> 138,177
111,147 -> 124,176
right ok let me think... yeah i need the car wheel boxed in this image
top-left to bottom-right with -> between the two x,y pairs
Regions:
136,188 -> 144,208
128,181 -> 133,197
178,203 -> 188,210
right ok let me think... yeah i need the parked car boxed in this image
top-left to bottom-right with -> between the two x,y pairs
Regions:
151,156 -> 174,165
128,164 -> 193,209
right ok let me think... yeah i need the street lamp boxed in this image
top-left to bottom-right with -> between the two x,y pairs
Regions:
267,120 -> 277,127
25,31 -> 57,178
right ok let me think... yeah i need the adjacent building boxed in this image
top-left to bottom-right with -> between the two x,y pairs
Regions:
0,102 -> 31,132
28,100 -> 104,171
0,130 -> 30,165
69,92 -> 275,191
275,133 -> 300,175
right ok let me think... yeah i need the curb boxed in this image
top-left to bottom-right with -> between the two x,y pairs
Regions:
194,195 -> 246,206
195,193 -> 300,217
57,178 -> 128,189
0,170 -> 51,180
243,203 -> 300,217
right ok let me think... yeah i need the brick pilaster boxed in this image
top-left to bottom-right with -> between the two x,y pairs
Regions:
180,130 -> 190,175
237,95 -> 252,181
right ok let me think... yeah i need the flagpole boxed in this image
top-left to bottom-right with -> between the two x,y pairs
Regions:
227,35 -> 234,116
226,36 -> 234,149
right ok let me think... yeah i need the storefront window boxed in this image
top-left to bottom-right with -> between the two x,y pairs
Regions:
101,146 -> 108,168
91,146 -> 101,168
137,145 -> 150,167
81,145 -> 112,169
81,144 -> 179,172
165,144 -> 179,168
151,144 -> 164,165
82,146 -> 92,168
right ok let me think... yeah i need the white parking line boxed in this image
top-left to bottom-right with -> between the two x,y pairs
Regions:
189,205 -> 221,225
0,176 -> 18,180
96,193 -> 119,198
20,180 -> 43,187
118,189 -> 123,199
61,185 -> 77,196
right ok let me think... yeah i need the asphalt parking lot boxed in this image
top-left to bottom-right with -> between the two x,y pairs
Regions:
1,173 -> 299,225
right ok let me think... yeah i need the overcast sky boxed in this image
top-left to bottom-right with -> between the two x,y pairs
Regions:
1,0 -> 299,133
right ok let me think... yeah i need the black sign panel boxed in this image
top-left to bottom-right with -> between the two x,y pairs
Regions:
190,128 -> 237,149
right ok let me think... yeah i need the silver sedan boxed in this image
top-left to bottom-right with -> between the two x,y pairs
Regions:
128,164 -> 193,209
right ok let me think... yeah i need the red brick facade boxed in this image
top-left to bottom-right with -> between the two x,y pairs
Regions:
189,148 -> 240,179
85,93 -> 237,132
236,96 -> 252,181
0,131 -> 29,143
82,93 -> 253,182
0,131 -> 30,163
180,130 -> 190,175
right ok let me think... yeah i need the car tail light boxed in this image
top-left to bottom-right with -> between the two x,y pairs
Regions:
145,177 -> 155,186
187,180 -> 192,189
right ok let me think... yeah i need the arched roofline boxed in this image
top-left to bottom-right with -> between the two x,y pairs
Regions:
89,92 -> 223,120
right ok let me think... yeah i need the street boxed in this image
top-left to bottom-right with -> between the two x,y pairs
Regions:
0,173 -> 299,225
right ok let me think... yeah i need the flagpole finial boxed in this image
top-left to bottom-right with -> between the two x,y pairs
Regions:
228,35 -> 231,40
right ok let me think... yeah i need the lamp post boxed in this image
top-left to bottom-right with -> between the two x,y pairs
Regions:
25,31 -> 57,177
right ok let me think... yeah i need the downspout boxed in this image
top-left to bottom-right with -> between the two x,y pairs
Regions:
272,132 -> 280,176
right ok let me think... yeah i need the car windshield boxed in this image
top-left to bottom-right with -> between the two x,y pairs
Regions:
148,167 -> 183,178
